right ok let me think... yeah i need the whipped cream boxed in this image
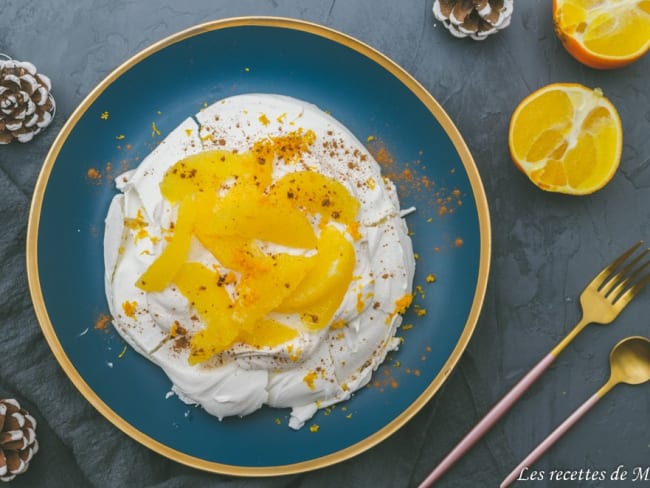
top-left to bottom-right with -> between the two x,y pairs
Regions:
104,94 -> 415,429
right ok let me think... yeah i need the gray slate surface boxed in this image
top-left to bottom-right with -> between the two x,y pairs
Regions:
1,1 -> 650,487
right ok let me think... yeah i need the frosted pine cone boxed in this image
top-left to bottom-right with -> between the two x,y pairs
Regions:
0,399 -> 39,482
0,55 -> 56,144
433,0 -> 514,40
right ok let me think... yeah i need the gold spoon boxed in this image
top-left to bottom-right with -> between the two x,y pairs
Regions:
501,336 -> 650,487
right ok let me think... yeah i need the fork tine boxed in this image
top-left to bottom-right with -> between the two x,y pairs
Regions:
590,241 -> 643,289
601,247 -> 650,297
609,258 -> 650,302
614,264 -> 650,307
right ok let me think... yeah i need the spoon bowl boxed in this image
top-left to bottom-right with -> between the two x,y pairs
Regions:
609,336 -> 650,386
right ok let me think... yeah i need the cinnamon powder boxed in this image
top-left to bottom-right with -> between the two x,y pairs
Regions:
94,313 -> 111,331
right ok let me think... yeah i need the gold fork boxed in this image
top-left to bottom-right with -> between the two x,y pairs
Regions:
419,242 -> 650,488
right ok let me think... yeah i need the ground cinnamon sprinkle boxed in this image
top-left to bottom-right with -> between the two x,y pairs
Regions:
373,144 -> 395,166
86,161 -> 120,185
371,364 -> 401,393
87,167 -> 101,181
95,313 -> 111,331
367,139 -> 425,196
366,138 -> 463,220
405,368 -> 421,377
366,138 -> 439,210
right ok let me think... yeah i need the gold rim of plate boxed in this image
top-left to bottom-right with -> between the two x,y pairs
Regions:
26,16 -> 492,477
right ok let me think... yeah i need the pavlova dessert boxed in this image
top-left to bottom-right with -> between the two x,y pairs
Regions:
103,94 -> 415,429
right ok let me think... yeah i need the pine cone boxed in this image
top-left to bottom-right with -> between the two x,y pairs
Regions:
0,399 -> 38,482
0,55 -> 56,144
433,0 -> 514,41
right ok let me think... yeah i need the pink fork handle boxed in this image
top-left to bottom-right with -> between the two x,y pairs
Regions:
418,353 -> 557,488
500,391 -> 601,488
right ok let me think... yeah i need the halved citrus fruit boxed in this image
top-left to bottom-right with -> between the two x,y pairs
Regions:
553,0 -> 650,69
509,83 -> 622,195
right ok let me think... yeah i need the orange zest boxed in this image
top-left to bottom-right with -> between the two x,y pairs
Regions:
553,0 -> 650,69
508,83 -> 622,195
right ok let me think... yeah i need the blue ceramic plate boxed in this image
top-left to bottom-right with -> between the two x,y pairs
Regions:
27,17 -> 490,475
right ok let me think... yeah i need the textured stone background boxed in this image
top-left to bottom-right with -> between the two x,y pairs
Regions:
1,1 -> 649,487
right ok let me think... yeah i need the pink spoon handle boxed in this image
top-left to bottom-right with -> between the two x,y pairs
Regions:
500,391 -> 602,488
418,353 -> 557,488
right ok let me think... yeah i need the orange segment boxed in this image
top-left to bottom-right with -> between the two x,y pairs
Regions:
205,189 -> 317,249
268,170 -> 360,225
232,252 -> 317,328
554,0 -> 650,69
174,262 -> 239,363
135,198 -> 196,292
509,83 -> 622,195
299,290 -> 349,331
193,233 -> 251,271
276,225 -> 355,313
160,149 -> 273,202
238,319 -> 299,349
